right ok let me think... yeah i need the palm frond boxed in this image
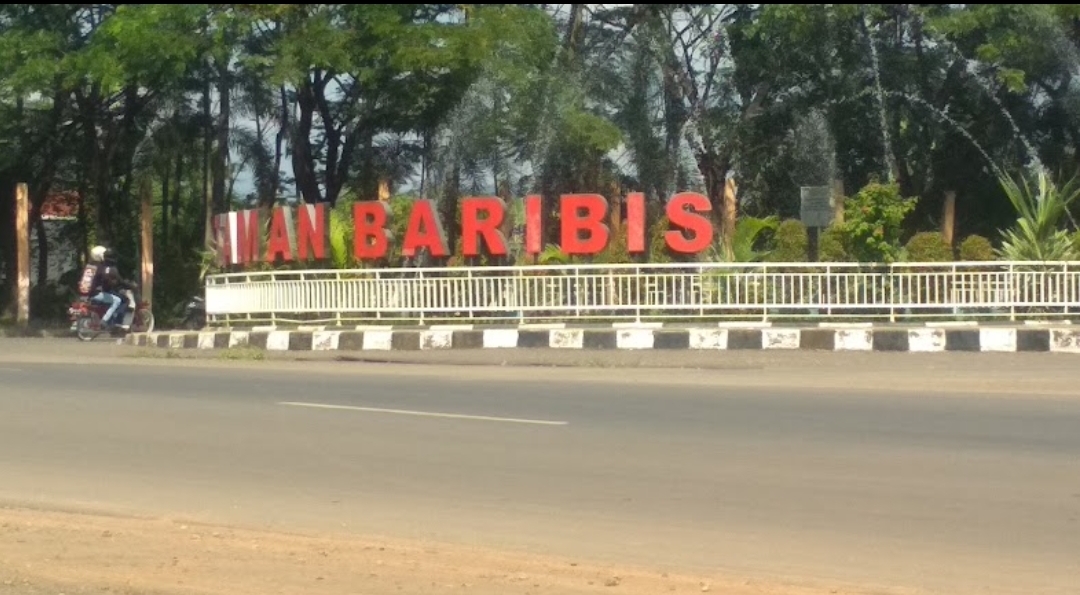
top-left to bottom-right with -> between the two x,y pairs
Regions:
995,169 -> 1080,261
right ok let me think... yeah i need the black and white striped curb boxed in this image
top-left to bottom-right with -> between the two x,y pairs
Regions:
203,320 -> 1076,332
127,325 -> 1080,353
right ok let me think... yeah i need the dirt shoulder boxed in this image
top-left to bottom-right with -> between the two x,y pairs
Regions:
0,505 -> 901,595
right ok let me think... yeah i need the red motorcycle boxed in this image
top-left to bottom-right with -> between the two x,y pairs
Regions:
68,288 -> 155,341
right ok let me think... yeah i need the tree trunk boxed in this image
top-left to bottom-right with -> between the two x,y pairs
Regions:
77,87 -> 109,246
440,162 -> 461,253
274,85 -> 288,202
357,128 -> 376,201
0,181 -> 12,317
662,56 -> 688,198
942,190 -> 957,246
722,177 -> 738,261
561,4 -> 585,65
212,60 -> 231,213
162,160 -> 171,249
695,149 -> 730,226
76,174 -> 90,263
173,150 -> 183,242
202,72 -> 213,248
292,76 -> 323,204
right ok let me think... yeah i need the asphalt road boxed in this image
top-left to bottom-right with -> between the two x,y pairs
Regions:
1,345 -> 1079,595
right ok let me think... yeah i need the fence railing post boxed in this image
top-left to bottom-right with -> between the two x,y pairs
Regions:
198,261 -> 1080,328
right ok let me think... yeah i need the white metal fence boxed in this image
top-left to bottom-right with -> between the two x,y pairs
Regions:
203,261 -> 1080,326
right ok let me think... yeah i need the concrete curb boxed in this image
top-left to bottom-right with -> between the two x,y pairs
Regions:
127,326 -> 1080,354
190,320 -> 1077,333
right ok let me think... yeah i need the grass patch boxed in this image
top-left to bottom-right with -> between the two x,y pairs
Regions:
124,345 -> 266,361
216,346 -> 266,361
126,348 -> 189,359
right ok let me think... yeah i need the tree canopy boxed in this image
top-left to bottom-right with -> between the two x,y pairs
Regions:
3,3 -> 1080,320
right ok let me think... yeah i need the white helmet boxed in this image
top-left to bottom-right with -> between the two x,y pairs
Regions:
90,245 -> 107,262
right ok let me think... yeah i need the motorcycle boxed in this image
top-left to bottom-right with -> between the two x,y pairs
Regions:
182,295 -> 206,330
68,288 -> 155,341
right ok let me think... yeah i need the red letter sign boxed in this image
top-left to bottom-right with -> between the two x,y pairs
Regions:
235,209 -> 261,264
265,207 -> 293,262
626,192 -> 646,254
402,199 -> 449,258
353,201 -> 393,260
297,203 -> 327,261
560,193 -> 610,255
525,194 -> 543,256
461,196 -> 508,257
665,192 -> 713,254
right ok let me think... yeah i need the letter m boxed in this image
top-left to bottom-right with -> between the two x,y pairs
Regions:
235,209 -> 261,265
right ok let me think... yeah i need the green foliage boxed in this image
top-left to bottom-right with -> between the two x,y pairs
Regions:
10,3 -> 1080,320
593,229 -> 633,264
537,244 -> 578,265
995,170 -> 1080,261
836,182 -> 918,263
561,110 -> 623,155
735,216 -> 780,262
818,226 -> 851,262
532,237 -> 636,266
446,236 -> 503,267
767,220 -> 809,262
329,201 -> 355,270
958,235 -> 996,261
386,195 -> 416,267
708,216 -> 780,263
903,231 -> 954,262
930,4 -> 1064,93
647,214 -> 674,264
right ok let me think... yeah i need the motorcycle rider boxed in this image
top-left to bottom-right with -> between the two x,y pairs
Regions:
79,245 -> 136,331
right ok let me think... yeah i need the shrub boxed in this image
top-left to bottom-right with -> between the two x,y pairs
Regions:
838,181 -> 918,263
768,219 -> 809,262
594,228 -> 633,264
647,214 -> 674,263
329,203 -> 355,269
537,244 -> 576,265
958,235 -> 995,261
818,226 -> 850,262
995,170 -> 1080,261
904,231 -> 954,262
446,236 -> 505,267
700,216 -> 779,262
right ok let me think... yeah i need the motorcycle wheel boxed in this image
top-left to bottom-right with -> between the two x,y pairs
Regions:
133,308 -> 155,334
75,313 -> 100,342
183,313 -> 205,331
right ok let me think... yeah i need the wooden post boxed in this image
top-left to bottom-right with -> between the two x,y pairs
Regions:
377,178 -> 391,202
831,178 -> 845,225
140,177 -> 154,307
942,190 -> 956,246
722,177 -> 738,260
14,183 -> 29,325
615,181 -> 624,234
609,192 -> 622,234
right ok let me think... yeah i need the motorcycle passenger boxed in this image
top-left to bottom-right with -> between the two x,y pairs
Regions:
82,245 -> 136,331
